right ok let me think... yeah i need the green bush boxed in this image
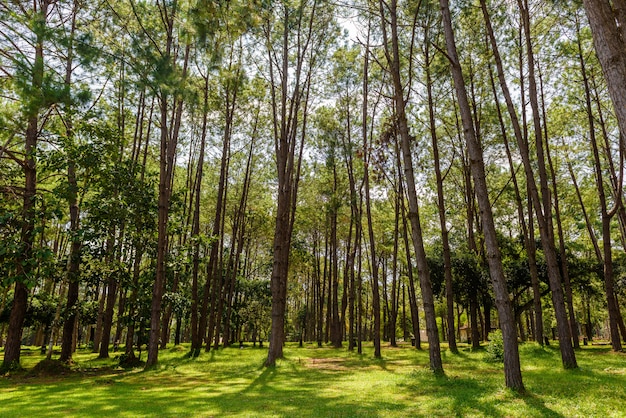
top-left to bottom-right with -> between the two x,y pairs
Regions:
486,329 -> 504,362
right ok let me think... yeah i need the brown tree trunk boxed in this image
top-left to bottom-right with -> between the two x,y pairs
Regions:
425,37 -> 456,353
441,0 -> 524,390
265,2 -> 318,365
190,76 -> 209,355
401,194 -> 421,350
381,0 -> 442,372
484,37 -> 544,344
340,106 -> 360,351
330,163 -> 342,348
577,16 -> 623,351
92,284 -> 106,353
583,0 -> 626,144
520,0 -> 576,366
482,0 -> 576,368
2,0 -> 49,371
99,274 -> 118,358
145,24 -> 188,368
361,24 -> 381,359
223,118 -> 256,347
58,2 -> 81,363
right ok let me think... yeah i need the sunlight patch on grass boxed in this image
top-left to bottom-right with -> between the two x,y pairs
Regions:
2,342 -> 626,417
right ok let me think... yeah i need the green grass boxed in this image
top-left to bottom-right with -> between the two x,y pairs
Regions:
1,342 -> 625,417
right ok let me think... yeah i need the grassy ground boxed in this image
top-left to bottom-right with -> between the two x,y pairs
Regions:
1,341 -> 625,417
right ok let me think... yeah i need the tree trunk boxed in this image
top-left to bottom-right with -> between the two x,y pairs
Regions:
484,35 -> 544,345
145,33 -> 189,367
441,0 -> 524,390
577,15 -> 623,352
382,0 -> 442,372
522,0 -> 575,367
425,39 -> 457,352
583,0 -> 626,144
58,2 -> 81,363
190,75 -> 209,355
99,274 -> 117,358
265,2 -> 318,365
2,0 -> 49,371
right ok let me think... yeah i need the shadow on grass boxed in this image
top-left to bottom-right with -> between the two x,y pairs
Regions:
520,392 -> 564,417
400,371 -> 564,417
2,343 -> 624,417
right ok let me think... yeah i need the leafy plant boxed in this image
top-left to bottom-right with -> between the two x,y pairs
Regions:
486,329 -> 504,362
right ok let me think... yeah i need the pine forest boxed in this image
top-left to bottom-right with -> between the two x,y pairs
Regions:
1,0 -> 626,412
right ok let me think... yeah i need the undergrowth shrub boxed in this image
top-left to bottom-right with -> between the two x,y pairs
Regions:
486,329 -> 504,362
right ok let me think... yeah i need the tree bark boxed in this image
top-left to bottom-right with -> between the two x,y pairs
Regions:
425,37 -> 456,353
484,37 -> 544,345
381,0 -> 442,372
440,0 -> 524,390
481,0 -> 576,367
361,24 -> 381,359
577,13 -> 622,351
583,0 -> 626,144
265,2 -> 318,365
145,18 -> 188,367
2,0 -> 49,371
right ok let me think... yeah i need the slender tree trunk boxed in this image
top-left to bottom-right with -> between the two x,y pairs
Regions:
146,26 -> 187,368
484,39 -> 544,345
265,2 -> 318,365
361,25 -> 381,359
190,76 -> 209,355
481,0 -> 576,368
401,193 -> 421,350
2,0 -> 49,371
382,0 -> 442,372
330,165 -> 342,348
425,39 -> 456,352
577,18 -> 623,351
92,283 -> 106,353
341,108 -> 360,351
99,232 -> 118,359
58,2 -> 81,363
520,0 -> 576,365
441,0 -> 524,390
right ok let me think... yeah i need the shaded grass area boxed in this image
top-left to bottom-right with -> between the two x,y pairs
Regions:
1,342 -> 625,417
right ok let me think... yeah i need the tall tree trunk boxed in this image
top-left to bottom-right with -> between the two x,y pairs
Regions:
441,0 -> 524,390
575,15 -> 623,351
520,0 -> 576,366
425,36 -> 456,353
99,232 -> 118,359
330,163 -> 342,348
145,17 -> 188,367
361,24 -> 381,359
223,114 -> 257,347
190,75 -> 209,355
401,190 -> 421,350
484,36 -> 544,345
381,0 -> 442,372
265,2 -> 318,365
59,1 -> 81,362
2,0 -> 49,371
481,0 -> 576,368
340,104 -> 360,351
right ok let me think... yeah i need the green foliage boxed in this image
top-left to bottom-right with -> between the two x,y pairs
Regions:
485,329 -> 504,362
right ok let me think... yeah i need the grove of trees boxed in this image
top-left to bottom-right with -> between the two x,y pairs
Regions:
2,0 -> 626,392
